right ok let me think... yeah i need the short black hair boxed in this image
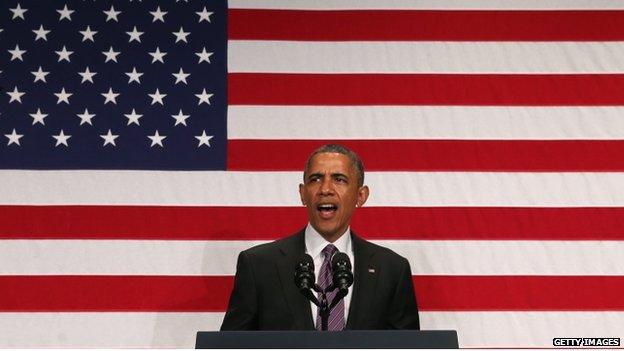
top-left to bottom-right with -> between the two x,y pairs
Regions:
303,144 -> 365,187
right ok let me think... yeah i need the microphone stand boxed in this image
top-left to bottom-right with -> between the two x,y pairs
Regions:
314,284 -> 347,331
295,257 -> 351,331
306,284 -> 332,331
318,292 -> 330,331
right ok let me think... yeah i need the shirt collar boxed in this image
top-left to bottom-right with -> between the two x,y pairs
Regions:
304,223 -> 351,260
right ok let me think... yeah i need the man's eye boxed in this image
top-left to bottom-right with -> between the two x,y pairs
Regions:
336,178 -> 346,183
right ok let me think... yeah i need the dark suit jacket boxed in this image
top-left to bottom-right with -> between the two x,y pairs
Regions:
220,230 -> 419,330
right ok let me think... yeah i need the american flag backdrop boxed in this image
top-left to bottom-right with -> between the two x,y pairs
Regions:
1,0 -> 624,348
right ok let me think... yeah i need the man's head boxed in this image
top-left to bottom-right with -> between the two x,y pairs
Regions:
299,144 -> 369,242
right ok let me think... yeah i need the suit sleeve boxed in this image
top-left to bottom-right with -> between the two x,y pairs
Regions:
387,257 -> 420,329
220,251 -> 259,330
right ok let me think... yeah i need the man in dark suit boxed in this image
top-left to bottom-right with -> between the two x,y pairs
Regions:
221,144 -> 419,330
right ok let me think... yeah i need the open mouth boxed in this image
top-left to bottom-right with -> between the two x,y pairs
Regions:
316,203 -> 338,219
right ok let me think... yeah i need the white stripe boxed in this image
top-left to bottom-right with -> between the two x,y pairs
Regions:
389,240 -> 624,276
0,312 -> 220,348
229,41 -> 624,74
1,240 -> 622,276
229,0 -> 624,10
229,106 -> 624,140
1,312 -> 622,348
3,171 -> 624,207
422,311 -> 624,348
0,240 -> 262,276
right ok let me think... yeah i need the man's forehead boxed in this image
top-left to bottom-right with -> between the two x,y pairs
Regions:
306,152 -> 356,175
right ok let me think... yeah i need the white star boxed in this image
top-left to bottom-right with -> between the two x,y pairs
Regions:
124,109 -> 143,126
79,26 -> 97,42
171,109 -> 190,126
148,47 -> 167,63
102,46 -> 120,63
101,87 -> 120,105
195,130 -> 213,147
8,44 -> 26,61
196,7 -> 213,23
5,129 -> 23,146
10,3 -> 28,20
100,129 -> 119,146
76,108 -> 95,125
29,108 -> 48,125
52,130 -> 71,147
172,27 -> 190,43
31,66 -> 49,83
54,88 -> 72,104
125,67 -> 143,84
195,47 -> 213,64
148,88 -> 166,105
126,26 -> 144,43
7,86 -> 25,103
150,6 -> 167,22
103,5 -> 121,22
32,25 -> 51,41
78,67 -> 97,83
55,46 -> 73,62
172,68 -> 190,85
57,5 -> 74,21
195,89 -> 213,105
147,130 -> 166,147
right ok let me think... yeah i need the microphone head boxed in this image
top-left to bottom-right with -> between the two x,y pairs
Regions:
331,252 -> 353,290
294,254 -> 315,291
331,252 -> 352,271
296,253 -> 314,270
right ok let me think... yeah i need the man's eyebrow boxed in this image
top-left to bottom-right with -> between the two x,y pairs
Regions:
306,172 -> 349,179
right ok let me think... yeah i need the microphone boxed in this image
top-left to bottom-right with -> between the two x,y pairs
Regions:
330,252 -> 353,303
294,254 -> 320,306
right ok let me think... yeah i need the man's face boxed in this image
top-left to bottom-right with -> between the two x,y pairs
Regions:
299,152 -> 369,242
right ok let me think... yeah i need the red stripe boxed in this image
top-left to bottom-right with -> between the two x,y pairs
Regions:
0,275 -> 622,311
228,74 -> 624,106
0,205 -> 305,240
416,276 -> 624,311
0,276 -> 230,312
228,139 -> 624,172
4,206 -> 624,240
228,10 -> 624,41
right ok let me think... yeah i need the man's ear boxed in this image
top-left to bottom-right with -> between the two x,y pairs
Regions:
299,183 -> 305,205
356,185 -> 369,207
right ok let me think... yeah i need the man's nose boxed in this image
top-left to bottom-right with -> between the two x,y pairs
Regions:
319,177 -> 335,195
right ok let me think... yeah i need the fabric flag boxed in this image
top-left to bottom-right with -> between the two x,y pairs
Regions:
1,0 -> 624,347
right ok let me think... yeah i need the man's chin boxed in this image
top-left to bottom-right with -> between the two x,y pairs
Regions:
311,222 -> 346,241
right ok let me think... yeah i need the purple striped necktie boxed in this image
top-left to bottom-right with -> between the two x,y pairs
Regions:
315,244 -> 345,331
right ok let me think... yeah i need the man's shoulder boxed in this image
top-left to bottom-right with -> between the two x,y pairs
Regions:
240,231 -> 303,258
355,235 -> 410,266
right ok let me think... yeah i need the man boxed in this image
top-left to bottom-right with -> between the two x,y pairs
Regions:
221,144 -> 419,330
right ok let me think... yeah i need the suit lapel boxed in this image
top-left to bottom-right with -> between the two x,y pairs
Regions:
276,230 -> 315,330
346,233 -> 378,329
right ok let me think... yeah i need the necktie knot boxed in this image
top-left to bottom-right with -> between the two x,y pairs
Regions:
322,244 -> 338,259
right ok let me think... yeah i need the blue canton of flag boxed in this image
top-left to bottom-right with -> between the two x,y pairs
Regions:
0,0 -> 227,170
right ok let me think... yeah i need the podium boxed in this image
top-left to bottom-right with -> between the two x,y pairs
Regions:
196,330 -> 459,349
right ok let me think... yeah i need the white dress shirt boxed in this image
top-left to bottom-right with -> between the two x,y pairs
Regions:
304,222 -> 354,324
